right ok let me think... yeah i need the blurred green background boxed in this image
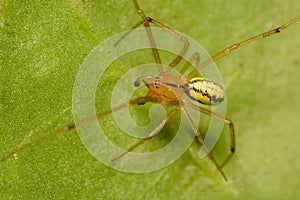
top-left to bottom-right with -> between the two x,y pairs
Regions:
1,0 -> 300,199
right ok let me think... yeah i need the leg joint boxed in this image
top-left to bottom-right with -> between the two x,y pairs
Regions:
231,147 -> 235,153
146,16 -> 153,22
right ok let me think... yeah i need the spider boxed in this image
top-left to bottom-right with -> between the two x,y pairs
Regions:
1,0 -> 299,181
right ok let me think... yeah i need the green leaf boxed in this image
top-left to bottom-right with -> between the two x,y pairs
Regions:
1,0 -> 300,199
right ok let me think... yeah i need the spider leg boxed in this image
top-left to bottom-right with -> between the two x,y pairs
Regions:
180,102 -> 228,181
178,52 -> 200,79
133,0 -> 190,71
112,105 -> 180,161
0,96 -> 154,163
115,0 -> 164,74
144,17 -> 190,72
184,100 -> 235,169
117,0 -> 190,75
114,20 -> 144,47
188,16 -> 300,77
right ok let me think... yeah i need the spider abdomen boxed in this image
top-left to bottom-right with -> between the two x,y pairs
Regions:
186,77 -> 225,105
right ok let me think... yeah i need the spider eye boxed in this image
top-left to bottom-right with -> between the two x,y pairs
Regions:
186,77 -> 225,105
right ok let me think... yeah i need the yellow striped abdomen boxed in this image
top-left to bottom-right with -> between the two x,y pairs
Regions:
186,77 -> 225,105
